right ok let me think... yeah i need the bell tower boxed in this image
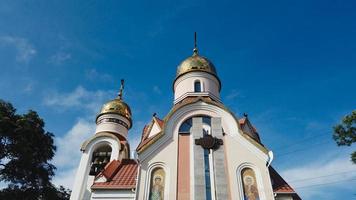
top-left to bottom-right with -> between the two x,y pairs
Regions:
70,80 -> 133,200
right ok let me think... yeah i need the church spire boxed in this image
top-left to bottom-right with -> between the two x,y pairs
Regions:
118,79 -> 124,100
193,32 -> 198,55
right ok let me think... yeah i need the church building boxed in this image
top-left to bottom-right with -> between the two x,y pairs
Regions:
69,36 -> 302,200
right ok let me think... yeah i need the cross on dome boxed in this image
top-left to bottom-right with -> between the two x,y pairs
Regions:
118,79 -> 125,100
193,32 -> 198,55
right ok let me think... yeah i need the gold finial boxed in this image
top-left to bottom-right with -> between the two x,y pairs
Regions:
193,32 -> 198,55
118,79 -> 125,100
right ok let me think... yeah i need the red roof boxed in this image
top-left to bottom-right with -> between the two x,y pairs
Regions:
102,160 -> 121,180
155,116 -> 164,128
92,159 -> 138,190
269,167 -> 301,200
238,118 -> 247,124
239,117 -> 258,133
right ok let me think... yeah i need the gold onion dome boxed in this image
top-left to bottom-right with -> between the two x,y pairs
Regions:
175,32 -> 221,90
176,50 -> 218,78
96,80 -> 132,128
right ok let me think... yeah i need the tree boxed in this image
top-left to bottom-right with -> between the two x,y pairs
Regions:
0,99 -> 70,200
333,110 -> 356,164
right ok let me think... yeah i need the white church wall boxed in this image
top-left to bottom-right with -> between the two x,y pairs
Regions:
91,189 -> 135,200
174,72 -> 220,103
225,135 -> 275,200
137,101 -> 274,200
137,139 -> 177,200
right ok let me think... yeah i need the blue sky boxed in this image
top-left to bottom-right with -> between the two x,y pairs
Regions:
1,0 -> 356,199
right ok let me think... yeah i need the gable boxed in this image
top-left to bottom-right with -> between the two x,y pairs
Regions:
147,120 -> 162,138
136,116 -> 165,153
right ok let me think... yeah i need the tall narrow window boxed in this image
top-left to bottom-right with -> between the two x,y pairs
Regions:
194,80 -> 202,92
149,168 -> 165,200
204,144 -> 212,200
241,168 -> 260,200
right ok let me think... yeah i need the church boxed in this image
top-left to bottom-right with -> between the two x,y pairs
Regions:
69,36 -> 302,200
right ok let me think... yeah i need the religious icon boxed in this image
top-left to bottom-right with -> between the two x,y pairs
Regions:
149,168 -> 165,200
242,168 -> 260,200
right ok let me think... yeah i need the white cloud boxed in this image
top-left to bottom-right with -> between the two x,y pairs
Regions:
53,119 -> 95,168
153,85 -> 162,95
129,135 -> 142,158
23,81 -> 36,93
0,36 -> 37,62
53,168 -> 77,189
43,86 -> 113,113
225,89 -> 241,101
281,155 -> 356,199
85,68 -> 113,82
0,181 -> 7,189
49,51 -> 71,65
52,119 -> 95,188
128,120 -> 147,158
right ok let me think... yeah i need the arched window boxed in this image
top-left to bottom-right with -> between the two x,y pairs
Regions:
194,80 -> 202,92
241,168 -> 260,200
149,168 -> 165,200
89,145 -> 112,176
178,116 -> 212,133
178,116 -> 213,199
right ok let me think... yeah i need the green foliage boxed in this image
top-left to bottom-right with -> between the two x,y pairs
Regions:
0,99 -> 71,199
333,110 -> 356,164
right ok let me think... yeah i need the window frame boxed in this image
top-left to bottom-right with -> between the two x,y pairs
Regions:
194,80 -> 202,92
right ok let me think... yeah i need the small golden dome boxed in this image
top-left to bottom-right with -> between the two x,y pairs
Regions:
96,80 -> 132,128
176,52 -> 218,78
98,99 -> 131,121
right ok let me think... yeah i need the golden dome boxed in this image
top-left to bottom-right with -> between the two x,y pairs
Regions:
176,51 -> 217,79
97,99 -> 132,126
96,80 -> 132,128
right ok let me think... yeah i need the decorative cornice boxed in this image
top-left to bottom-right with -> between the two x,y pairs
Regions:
97,117 -> 129,129
136,131 -> 165,153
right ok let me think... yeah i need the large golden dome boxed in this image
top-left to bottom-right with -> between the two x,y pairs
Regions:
176,51 -> 217,79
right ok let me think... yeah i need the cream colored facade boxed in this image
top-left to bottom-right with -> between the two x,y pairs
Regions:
136,101 -> 275,200
70,41 -> 301,200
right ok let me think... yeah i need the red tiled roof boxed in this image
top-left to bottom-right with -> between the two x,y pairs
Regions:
239,117 -> 258,133
102,160 -> 120,180
154,116 -> 164,128
238,118 -> 247,124
239,117 -> 261,143
92,159 -> 138,190
269,167 -> 301,200
140,125 -> 150,140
